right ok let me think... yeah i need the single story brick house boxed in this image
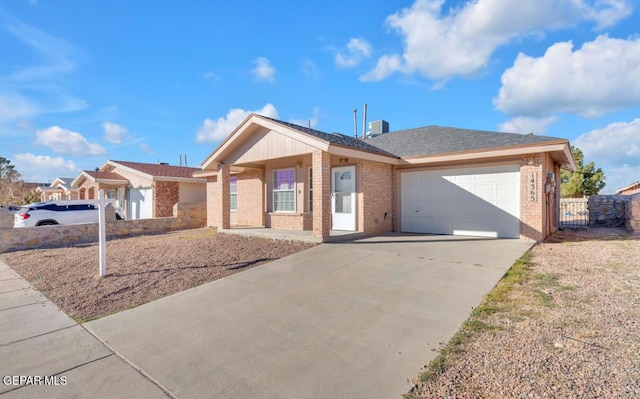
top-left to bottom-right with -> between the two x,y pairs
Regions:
615,181 -> 640,195
71,160 -> 206,219
37,177 -> 79,201
196,114 -> 576,241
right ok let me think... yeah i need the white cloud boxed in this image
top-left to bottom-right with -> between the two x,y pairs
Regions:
573,118 -> 640,194
604,164 -> 640,194
102,122 -> 128,144
139,143 -> 154,154
0,18 -> 86,122
498,116 -> 559,134
302,58 -> 320,79
335,38 -> 372,68
495,35 -> 640,117
361,55 -> 403,82
252,57 -> 276,83
36,126 -> 106,156
13,153 -> 77,182
362,0 -> 632,81
196,103 -> 279,143
575,118 -> 640,166
0,94 -> 38,122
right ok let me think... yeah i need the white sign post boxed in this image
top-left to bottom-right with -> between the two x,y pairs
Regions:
98,189 -> 107,277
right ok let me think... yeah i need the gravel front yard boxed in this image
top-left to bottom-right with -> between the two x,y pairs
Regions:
408,227 -> 640,398
1,228 -> 315,321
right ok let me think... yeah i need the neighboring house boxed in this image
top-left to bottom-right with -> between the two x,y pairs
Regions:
615,181 -> 640,195
71,160 -> 206,219
37,177 -> 79,201
197,114 -> 576,241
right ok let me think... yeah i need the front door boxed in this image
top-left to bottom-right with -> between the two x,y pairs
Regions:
332,166 -> 356,231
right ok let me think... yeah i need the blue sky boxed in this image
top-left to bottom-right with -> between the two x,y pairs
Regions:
1,0 -> 639,193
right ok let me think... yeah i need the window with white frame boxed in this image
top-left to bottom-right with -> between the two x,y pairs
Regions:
273,168 -> 295,212
308,167 -> 313,212
230,177 -> 238,211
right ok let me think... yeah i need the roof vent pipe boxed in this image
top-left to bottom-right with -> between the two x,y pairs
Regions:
353,108 -> 358,138
362,103 -> 367,140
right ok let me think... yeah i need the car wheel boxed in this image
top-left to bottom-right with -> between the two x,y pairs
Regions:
37,221 -> 58,226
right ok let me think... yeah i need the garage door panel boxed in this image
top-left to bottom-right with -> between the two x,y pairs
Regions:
400,165 -> 521,239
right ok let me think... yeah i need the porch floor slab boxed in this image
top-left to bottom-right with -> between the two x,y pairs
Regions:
218,227 -> 366,243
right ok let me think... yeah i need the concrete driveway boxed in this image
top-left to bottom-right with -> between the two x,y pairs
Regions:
83,234 -> 533,399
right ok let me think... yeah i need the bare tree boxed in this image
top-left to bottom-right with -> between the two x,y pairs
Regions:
0,157 -> 41,206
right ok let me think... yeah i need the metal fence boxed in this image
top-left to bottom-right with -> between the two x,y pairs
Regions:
560,198 -> 589,227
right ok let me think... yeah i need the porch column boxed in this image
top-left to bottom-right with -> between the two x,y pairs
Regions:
312,150 -> 331,238
215,163 -> 231,229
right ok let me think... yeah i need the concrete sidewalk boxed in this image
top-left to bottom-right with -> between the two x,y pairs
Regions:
85,234 -> 533,399
0,259 -> 168,398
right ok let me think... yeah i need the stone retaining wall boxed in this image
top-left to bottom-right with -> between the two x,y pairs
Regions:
0,203 -> 206,253
0,209 -> 13,229
588,195 -> 627,227
627,193 -> 640,233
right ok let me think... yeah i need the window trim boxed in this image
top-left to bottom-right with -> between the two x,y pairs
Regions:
229,176 -> 238,211
273,168 -> 296,213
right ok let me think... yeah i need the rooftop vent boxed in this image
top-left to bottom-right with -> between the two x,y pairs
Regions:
368,120 -> 389,137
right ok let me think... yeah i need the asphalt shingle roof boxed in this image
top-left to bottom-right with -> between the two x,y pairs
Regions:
110,160 -> 201,178
57,177 -> 75,186
260,116 -> 398,158
260,116 -> 565,159
84,170 -> 128,181
365,125 -> 566,157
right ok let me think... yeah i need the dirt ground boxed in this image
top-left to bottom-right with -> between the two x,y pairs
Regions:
1,228 -> 315,321
408,227 -> 640,398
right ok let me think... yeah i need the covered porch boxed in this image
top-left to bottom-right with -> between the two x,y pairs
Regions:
196,114 -> 397,241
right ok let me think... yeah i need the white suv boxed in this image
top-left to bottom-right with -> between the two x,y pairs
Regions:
14,200 -> 125,228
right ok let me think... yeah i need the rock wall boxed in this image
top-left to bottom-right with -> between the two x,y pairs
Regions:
626,193 -> 640,234
0,203 -> 206,253
588,195 -> 627,227
0,209 -> 14,229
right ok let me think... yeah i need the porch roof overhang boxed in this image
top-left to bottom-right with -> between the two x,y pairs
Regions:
71,170 -> 129,187
101,160 -> 206,184
200,114 -> 399,171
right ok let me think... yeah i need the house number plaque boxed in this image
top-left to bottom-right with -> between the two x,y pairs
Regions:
529,172 -> 537,201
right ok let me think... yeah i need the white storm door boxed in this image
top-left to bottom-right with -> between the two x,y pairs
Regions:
332,166 -> 356,231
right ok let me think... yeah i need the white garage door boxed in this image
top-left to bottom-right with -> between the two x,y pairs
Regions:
400,165 -> 521,238
129,188 -> 153,220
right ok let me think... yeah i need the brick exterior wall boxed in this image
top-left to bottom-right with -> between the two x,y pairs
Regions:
236,170 -> 264,226
312,150 -> 331,238
519,153 -> 559,241
206,178 -> 217,227
153,181 -> 179,218
520,154 -> 543,240
265,213 -> 312,230
360,160 -> 394,235
214,165 -> 230,229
